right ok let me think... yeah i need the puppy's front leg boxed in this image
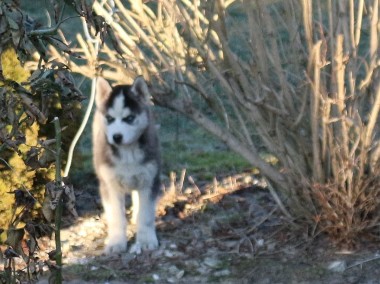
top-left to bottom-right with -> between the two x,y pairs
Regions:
130,189 -> 158,254
100,182 -> 127,254
130,190 -> 139,225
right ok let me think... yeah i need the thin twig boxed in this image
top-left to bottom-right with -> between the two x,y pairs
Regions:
178,169 -> 187,193
53,117 -> 63,284
246,206 -> 278,235
28,4 -> 66,36
0,158 -> 13,170
63,13 -> 102,177
345,254 -> 380,270
266,180 -> 294,222
188,176 -> 201,195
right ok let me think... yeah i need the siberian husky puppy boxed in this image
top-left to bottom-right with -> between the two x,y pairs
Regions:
92,77 -> 160,254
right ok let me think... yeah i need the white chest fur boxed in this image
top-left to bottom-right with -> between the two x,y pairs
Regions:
99,145 -> 157,192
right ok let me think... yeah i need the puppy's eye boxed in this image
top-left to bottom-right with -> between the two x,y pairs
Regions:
105,115 -> 115,123
123,115 -> 135,124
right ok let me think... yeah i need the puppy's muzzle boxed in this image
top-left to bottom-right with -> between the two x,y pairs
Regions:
113,133 -> 123,144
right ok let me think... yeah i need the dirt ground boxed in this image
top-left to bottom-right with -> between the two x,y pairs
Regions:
24,172 -> 380,283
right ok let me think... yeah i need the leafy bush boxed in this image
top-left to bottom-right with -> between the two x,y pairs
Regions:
0,1 -> 114,281
0,46 -> 81,228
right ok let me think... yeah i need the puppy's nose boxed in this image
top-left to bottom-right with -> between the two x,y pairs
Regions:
113,133 -> 123,144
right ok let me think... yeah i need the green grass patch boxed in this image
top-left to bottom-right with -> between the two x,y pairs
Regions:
162,142 -> 252,180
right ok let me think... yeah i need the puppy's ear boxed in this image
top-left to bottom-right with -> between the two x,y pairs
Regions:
96,77 -> 112,107
130,76 -> 150,102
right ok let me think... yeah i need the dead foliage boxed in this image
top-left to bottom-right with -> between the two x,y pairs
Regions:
49,0 -> 380,244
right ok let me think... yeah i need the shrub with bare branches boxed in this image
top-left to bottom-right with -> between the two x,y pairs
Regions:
54,0 -> 379,244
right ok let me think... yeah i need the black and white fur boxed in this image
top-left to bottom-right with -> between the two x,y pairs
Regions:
92,77 -> 160,254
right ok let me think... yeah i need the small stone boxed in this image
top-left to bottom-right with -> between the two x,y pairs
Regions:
176,270 -> 185,279
164,250 -> 174,258
169,243 -> 178,249
152,274 -> 160,281
214,269 -> 231,277
203,257 -> 220,268
327,260 -> 347,272
256,239 -> 264,247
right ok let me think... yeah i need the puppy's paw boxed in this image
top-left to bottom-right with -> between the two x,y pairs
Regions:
104,237 -> 127,255
129,240 -> 158,254
130,233 -> 158,254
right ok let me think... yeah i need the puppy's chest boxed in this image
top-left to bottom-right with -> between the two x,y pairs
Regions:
111,147 -> 155,190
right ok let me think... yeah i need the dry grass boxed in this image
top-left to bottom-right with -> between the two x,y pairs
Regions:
50,0 -> 380,244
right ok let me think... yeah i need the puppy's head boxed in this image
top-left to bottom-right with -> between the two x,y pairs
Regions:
96,76 -> 151,146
